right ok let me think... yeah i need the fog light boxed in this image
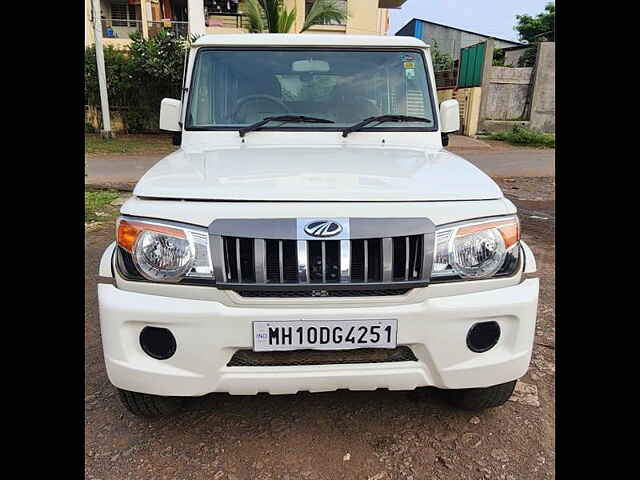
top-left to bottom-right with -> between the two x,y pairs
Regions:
139,326 -> 176,360
466,321 -> 500,353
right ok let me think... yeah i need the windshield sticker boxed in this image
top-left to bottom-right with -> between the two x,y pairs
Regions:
403,61 -> 416,70
401,55 -> 415,62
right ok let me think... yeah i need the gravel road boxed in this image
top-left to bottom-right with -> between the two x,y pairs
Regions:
85,177 -> 555,480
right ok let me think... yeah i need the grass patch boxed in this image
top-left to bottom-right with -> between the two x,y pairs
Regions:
487,126 -> 555,148
85,191 -> 120,222
85,134 -> 178,156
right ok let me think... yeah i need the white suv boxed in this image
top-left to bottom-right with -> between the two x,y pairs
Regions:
97,34 -> 538,417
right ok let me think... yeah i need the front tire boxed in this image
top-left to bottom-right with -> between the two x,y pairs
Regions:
117,388 -> 184,418
447,380 -> 517,410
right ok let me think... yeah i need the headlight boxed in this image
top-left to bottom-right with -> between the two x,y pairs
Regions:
116,217 -> 213,283
432,216 -> 520,281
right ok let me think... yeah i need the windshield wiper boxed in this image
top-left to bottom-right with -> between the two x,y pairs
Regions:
342,115 -> 432,138
239,115 -> 334,137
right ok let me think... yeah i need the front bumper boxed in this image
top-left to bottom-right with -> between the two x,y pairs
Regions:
98,274 -> 539,397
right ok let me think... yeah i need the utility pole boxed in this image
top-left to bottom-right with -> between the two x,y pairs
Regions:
91,0 -> 113,138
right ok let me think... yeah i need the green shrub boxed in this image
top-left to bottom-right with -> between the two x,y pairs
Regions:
85,30 -> 187,133
488,125 -> 555,147
85,44 -> 133,108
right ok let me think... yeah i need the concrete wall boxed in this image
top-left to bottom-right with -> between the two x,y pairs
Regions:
478,42 -> 554,134
529,42 -> 555,133
504,47 -> 528,67
484,67 -> 532,120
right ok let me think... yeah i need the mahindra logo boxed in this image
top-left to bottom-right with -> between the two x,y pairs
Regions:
304,220 -> 343,238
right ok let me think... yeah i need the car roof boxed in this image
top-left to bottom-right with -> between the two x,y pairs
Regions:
192,33 -> 429,49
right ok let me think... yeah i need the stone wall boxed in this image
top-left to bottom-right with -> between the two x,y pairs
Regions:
478,42 -> 555,133
529,42 -> 555,133
484,67 -> 533,121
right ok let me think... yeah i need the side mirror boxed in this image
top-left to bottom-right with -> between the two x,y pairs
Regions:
440,99 -> 460,133
160,98 -> 181,131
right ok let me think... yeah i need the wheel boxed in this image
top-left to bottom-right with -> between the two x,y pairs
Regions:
447,380 -> 517,410
117,388 -> 184,418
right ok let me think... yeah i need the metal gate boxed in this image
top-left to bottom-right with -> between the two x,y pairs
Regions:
457,42 -> 486,88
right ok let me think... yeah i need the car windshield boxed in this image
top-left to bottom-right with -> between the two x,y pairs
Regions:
186,49 -> 436,131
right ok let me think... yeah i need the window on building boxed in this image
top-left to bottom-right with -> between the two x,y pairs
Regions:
305,0 -> 347,26
111,0 -> 138,27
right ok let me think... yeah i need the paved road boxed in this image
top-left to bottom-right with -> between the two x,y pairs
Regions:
448,149 -> 555,178
85,138 -> 554,189
86,155 -> 161,189
85,178 -> 555,480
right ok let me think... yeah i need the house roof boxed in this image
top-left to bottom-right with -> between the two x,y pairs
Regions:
397,18 -> 525,47
193,33 -> 429,48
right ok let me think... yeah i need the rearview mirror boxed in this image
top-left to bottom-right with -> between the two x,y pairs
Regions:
440,99 -> 460,133
160,98 -> 181,131
292,60 -> 330,73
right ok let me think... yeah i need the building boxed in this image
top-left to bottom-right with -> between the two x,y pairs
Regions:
395,18 -> 524,61
85,0 -> 408,48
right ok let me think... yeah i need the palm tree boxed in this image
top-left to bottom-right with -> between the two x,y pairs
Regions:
244,0 -> 347,33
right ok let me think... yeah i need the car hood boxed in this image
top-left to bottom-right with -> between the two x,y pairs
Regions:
133,145 -> 503,202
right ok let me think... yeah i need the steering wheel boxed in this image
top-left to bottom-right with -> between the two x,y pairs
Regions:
232,94 -> 291,122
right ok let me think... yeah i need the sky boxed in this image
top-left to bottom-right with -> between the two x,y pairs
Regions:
389,0 -> 552,42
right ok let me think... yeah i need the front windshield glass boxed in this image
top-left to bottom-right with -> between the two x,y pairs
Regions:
186,49 -> 436,130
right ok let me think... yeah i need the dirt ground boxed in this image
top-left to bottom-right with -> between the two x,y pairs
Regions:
85,177 -> 555,480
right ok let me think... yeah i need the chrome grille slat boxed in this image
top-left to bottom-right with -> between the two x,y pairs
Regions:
254,239 -> 266,284
212,235 -> 226,283
382,238 -> 393,282
235,238 -> 242,282
278,240 -> 284,283
321,241 -> 326,283
340,240 -> 351,283
363,239 -> 369,283
297,240 -> 308,283
405,236 -> 410,281
421,234 -> 430,280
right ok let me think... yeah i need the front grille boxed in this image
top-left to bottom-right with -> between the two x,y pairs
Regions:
226,346 -> 418,367
210,218 -> 435,295
223,236 -> 424,284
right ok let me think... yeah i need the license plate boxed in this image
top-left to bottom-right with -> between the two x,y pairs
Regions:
252,319 -> 397,352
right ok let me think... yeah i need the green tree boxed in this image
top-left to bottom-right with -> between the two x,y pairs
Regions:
84,45 -> 132,107
492,48 -> 505,66
514,2 -> 555,43
85,30 -> 189,132
513,2 -> 554,67
245,0 -> 347,33
430,40 -> 453,72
